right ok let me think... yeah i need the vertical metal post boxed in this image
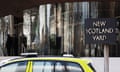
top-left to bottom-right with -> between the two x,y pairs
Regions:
104,45 -> 109,72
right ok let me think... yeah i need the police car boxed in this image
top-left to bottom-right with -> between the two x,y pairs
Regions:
0,53 -> 96,72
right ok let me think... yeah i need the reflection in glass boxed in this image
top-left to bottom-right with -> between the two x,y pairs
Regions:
22,1 -> 120,57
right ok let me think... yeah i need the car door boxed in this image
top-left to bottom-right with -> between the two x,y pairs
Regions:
0,61 -> 28,72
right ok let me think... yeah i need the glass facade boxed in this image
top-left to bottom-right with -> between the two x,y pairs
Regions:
22,1 -> 120,57
0,1 -> 120,56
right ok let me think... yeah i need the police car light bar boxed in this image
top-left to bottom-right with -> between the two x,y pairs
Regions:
63,54 -> 74,57
20,52 -> 38,57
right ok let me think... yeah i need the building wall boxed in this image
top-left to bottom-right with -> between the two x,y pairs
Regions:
0,1 -> 120,56
22,1 -> 120,56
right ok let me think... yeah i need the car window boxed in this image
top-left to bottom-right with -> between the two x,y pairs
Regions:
0,61 -> 27,72
32,61 -> 83,72
33,61 -> 54,72
55,62 -> 65,72
66,62 -> 83,72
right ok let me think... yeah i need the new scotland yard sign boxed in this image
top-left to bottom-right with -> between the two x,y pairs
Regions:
85,18 -> 116,44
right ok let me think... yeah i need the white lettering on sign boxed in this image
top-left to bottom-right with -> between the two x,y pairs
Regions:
93,21 -> 106,27
92,35 -> 107,40
86,28 -> 114,34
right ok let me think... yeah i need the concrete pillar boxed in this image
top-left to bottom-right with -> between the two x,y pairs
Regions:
9,15 -> 14,37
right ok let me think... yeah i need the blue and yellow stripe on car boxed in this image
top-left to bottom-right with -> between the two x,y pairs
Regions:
26,61 -> 33,72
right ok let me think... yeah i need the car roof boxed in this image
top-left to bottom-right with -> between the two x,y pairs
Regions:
5,57 -> 90,65
0,56 -> 22,66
